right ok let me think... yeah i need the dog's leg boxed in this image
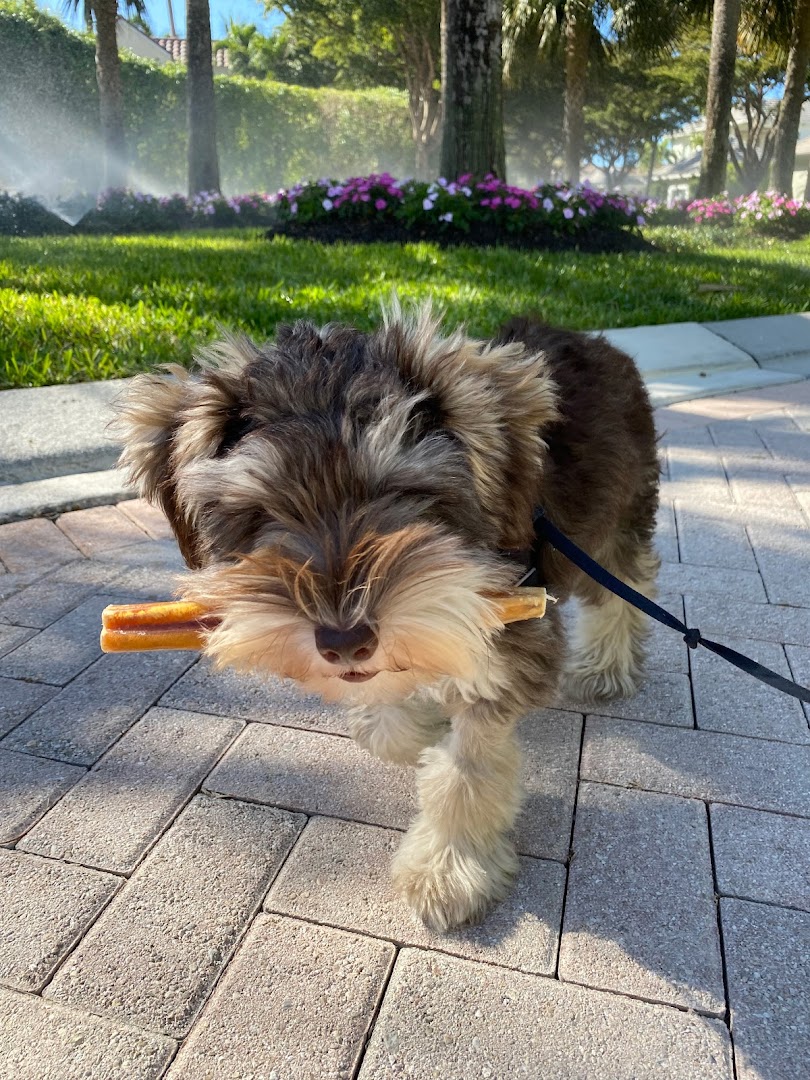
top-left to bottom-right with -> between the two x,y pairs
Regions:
348,698 -> 448,766
391,701 -> 522,930
565,537 -> 659,704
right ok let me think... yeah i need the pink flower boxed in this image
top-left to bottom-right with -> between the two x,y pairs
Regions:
375,199 -> 387,210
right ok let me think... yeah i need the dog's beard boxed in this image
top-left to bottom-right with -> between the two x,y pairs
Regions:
183,528 -> 514,705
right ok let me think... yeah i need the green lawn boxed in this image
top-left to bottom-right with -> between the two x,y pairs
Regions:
2,226 -> 809,388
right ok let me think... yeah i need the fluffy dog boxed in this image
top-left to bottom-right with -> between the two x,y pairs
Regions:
116,305 -> 659,930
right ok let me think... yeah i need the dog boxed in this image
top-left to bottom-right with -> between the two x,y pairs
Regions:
116,304 -> 659,931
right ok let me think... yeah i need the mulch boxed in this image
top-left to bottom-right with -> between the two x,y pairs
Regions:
266,218 -> 653,254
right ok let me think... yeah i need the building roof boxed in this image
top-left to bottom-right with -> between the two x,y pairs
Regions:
116,18 -> 230,70
152,36 -> 230,70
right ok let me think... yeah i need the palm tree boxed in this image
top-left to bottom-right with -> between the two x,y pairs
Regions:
694,0 -> 742,196
440,0 -> 506,178
187,0 -> 221,195
65,1 -> 145,189
752,0 -> 810,194
503,1 -> 682,184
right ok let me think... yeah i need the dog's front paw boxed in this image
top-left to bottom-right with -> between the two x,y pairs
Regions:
560,662 -> 640,706
392,828 -> 518,931
348,703 -> 447,767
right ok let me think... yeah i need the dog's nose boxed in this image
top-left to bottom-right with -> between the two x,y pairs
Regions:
314,623 -> 378,666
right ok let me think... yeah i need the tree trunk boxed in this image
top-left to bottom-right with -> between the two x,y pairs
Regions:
399,32 -> 442,179
696,0 -> 741,198
187,0 -> 221,196
92,0 -> 127,189
563,3 -> 591,185
167,0 -> 177,38
440,0 -> 505,179
645,139 -> 658,197
770,0 -> 810,195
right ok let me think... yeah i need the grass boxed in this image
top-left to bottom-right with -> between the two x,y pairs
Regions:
2,226 -> 809,388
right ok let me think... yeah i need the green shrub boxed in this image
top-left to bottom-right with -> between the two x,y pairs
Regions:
0,190 -> 73,235
0,0 -> 414,196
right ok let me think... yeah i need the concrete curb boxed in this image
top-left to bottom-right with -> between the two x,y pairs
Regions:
0,470 -> 135,526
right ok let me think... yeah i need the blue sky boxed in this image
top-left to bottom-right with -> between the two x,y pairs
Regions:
39,1 -> 283,40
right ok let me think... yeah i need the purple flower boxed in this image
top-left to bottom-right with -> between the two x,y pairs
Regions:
322,198 -> 333,211
542,197 -> 554,212
563,207 -> 574,220
439,212 -> 453,222
375,198 -> 387,211
423,198 -> 435,211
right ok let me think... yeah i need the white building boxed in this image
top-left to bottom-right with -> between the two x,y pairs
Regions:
653,104 -> 810,204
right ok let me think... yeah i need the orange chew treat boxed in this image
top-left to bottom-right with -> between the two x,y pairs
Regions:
100,588 -> 549,655
100,600 -> 217,654
102,600 -> 211,631
492,587 -> 548,623
100,626 -> 207,652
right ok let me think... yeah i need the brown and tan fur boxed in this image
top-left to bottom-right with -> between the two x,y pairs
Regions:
115,303 -> 659,931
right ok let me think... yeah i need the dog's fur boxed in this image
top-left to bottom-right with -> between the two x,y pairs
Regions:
116,305 -> 659,930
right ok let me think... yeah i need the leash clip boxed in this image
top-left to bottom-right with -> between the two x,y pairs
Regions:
683,628 -> 702,650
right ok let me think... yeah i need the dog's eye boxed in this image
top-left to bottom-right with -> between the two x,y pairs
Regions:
215,413 -> 256,458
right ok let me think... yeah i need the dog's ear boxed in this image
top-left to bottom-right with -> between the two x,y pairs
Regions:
373,304 -> 559,549
114,339 -> 264,567
113,364 -> 206,567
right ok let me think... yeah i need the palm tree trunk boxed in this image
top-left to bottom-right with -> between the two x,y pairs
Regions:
563,3 -> 591,186
696,0 -> 742,198
187,0 -> 221,196
645,139 -> 658,197
92,0 -> 127,189
440,0 -> 505,179
770,0 -> 810,195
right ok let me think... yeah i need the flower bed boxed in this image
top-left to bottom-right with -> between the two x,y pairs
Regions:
267,173 -> 651,252
647,191 -> 810,235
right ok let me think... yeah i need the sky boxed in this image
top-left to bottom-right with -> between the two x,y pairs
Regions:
39,0 -> 283,40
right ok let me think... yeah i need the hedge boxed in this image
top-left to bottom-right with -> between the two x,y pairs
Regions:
0,1 -> 414,198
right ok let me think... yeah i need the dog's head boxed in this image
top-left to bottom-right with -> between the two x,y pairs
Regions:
115,306 -> 557,704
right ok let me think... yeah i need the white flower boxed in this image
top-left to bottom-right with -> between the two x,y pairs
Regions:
322,198 -> 333,211
439,212 -> 453,222
423,198 -> 435,211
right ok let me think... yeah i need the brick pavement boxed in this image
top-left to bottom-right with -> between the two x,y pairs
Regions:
0,382 -> 809,1079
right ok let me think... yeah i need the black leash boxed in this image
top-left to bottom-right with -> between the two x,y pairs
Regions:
516,507 -> 810,705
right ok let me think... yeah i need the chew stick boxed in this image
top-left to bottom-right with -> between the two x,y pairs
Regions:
99,588 -> 549,654
100,600 -> 215,653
